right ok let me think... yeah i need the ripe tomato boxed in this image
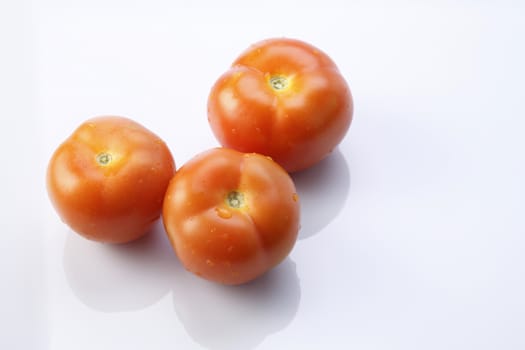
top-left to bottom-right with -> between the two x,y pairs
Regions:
47,116 -> 175,243
208,37 -> 353,172
162,148 -> 300,285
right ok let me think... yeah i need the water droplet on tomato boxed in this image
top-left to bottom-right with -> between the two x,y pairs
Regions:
231,128 -> 237,135
215,207 -> 232,219
206,259 -> 215,267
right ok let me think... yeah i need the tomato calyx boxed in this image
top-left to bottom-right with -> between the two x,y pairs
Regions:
226,190 -> 245,209
96,152 -> 112,166
214,190 -> 246,220
268,75 -> 290,91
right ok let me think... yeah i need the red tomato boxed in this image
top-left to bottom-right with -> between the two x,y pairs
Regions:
162,148 -> 300,285
47,116 -> 175,243
208,38 -> 353,172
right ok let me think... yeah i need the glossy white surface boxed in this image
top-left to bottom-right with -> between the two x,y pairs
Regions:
2,1 -> 525,349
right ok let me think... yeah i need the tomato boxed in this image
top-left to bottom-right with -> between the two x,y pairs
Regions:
47,116 -> 175,243
207,37 -> 353,172
162,148 -> 300,285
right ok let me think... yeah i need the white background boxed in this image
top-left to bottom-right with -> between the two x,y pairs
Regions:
1,0 -> 525,349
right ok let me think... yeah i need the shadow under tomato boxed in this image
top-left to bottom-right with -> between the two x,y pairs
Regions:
292,148 -> 351,240
63,221 -> 301,350
62,220 -> 176,312
171,258 -> 301,350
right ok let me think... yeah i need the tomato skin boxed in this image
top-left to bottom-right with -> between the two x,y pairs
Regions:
162,148 -> 300,285
208,38 -> 353,172
47,116 -> 175,243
